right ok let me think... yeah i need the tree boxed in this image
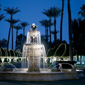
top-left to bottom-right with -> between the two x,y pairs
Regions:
39,19 -> 50,43
78,5 -> 85,48
67,0 -> 73,61
0,38 -> 8,48
78,5 -> 85,19
60,0 -> 64,42
0,2 -> 5,21
42,9 -> 53,46
20,22 -> 29,36
5,19 -> 20,50
14,25 -> 22,50
72,19 -> 84,64
16,34 -> 26,51
0,14 -> 4,21
4,7 -> 20,50
39,19 -> 52,50
49,7 -> 61,45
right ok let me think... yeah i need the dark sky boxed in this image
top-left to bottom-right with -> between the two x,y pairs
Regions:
0,0 -> 85,49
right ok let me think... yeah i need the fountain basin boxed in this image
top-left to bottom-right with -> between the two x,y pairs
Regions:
0,71 -> 78,81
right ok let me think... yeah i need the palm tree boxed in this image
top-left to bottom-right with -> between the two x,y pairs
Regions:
67,0 -> 73,61
5,19 -> 20,50
78,5 -> 85,32
78,5 -> 85,19
49,7 -> 61,45
0,14 -> 5,21
39,19 -> 50,44
42,9 -> 52,45
60,0 -> 64,42
20,22 -> 29,36
78,5 -> 85,61
4,7 -> 20,50
0,2 -> 5,21
14,25 -> 22,50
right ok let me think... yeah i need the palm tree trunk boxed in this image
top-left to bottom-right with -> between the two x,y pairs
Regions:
15,30 -> 18,50
12,24 -> 13,49
7,24 -> 11,50
54,18 -> 56,45
49,18 -> 51,47
47,27 -> 48,44
45,27 -> 48,43
45,26 -> 46,35
60,0 -> 64,42
23,27 -> 25,36
68,0 -> 73,61
10,15 -> 13,50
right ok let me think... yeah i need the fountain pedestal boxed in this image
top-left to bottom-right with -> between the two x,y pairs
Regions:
24,44 -> 43,72
27,56 -> 40,72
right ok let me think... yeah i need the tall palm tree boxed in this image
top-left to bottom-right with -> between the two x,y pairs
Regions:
49,7 -> 61,45
67,0 -> 73,61
78,5 -> 85,61
5,19 -> 20,50
20,22 -> 29,36
60,0 -> 64,42
42,9 -> 52,45
4,7 -> 20,50
14,25 -> 22,50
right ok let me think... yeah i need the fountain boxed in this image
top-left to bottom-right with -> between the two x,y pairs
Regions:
22,23 -> 46,72
0,23 -> 84,81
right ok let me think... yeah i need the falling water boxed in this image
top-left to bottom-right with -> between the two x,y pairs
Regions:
21,23 -> 47,72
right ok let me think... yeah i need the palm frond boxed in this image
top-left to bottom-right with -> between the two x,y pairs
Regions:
4,7 -> 20,15
5,19 -> 20,24
39,19 -> 53,27
14,25 -> 22,30
20,22 -> 29,27
0,14 -> 5,21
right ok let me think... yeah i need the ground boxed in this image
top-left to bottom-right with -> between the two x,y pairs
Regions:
0,76 -> 85,85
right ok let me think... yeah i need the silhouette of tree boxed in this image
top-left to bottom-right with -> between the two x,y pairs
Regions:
0,1 -> 5,21
16,34 -> 26,52
42,9 -> 53,46
20,22 -> 29,36
39,19 -> 50,43
49,7 -> 61,45
0,38 -> 8,48
72,19 -> 84,64
5,19 -> 20,50
14,25 -> 22,50
4,7 -> 20,50
40,19 -> 52,50
60,0 -> 64,42
78,5 -> 85,19
67,0 -> 73,61
0,14 -> 4,21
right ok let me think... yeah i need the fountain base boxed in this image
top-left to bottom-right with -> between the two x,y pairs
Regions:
0,68 -> 83,81
0,72 -> 78,81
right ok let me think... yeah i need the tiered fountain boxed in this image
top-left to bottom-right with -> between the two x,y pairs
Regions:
22,23 -> 46,72
0,23 -> 83,81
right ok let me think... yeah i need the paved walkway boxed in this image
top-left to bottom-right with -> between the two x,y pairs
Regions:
0,77 -> 85,85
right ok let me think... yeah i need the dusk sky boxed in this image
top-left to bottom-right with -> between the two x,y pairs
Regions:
0,0 -> 85,49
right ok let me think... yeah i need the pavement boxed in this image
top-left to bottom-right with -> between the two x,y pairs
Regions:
0,77 -> 85,85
